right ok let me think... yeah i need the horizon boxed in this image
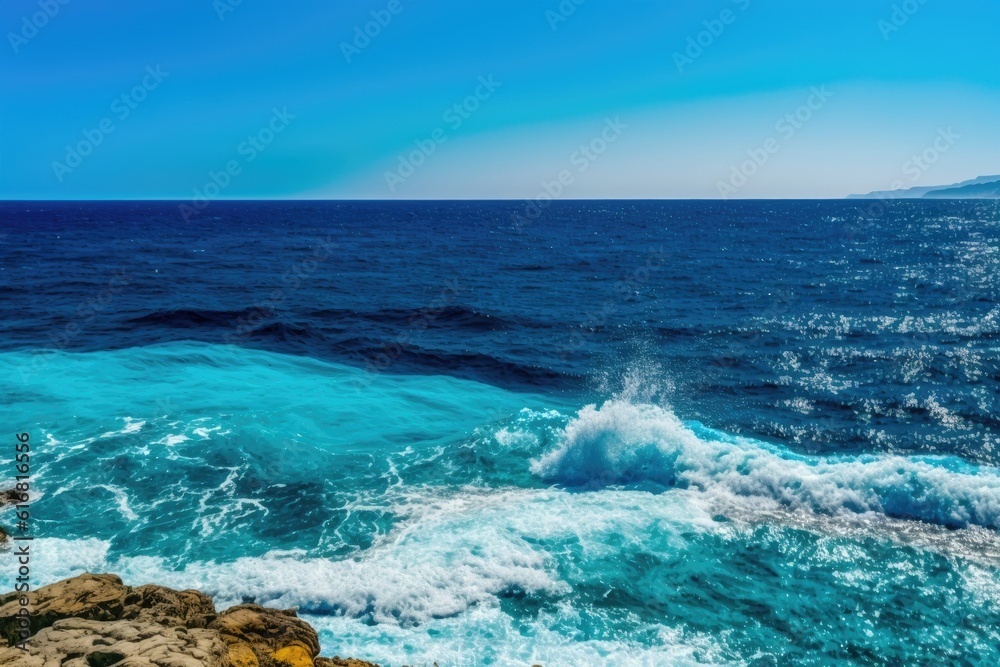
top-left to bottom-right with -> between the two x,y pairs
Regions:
6,179 -> 1000,204
3,1 -> 999,200
0,194 -> 996,202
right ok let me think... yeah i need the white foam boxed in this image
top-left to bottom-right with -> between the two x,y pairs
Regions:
7,483 -> 998,666
96,484 -> 140,522
0,486 -> 736,665
192,426 -> 222,439
98,417 -> 146,439
2,527 -> 730,666
306,603 -> 731,667
13,487 -> 712,623
532,400 -> 1000,530
155,434 -> 191,446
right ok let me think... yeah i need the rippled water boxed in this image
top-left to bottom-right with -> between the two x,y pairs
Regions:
1,200 -> 998,665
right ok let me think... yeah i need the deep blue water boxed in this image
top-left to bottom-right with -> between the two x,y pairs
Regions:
1,200 -> 999,666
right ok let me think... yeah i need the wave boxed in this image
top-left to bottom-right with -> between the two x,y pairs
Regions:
339,340 -> 578,387
127,308 -> 260,327
6,487 -> 736,666
4,488 -> 654,623
115,308 -> 572,389
10,484 -> 999,666
128,306 -> 543,335
306,305 -> 543,332
532,400 -> 1000,530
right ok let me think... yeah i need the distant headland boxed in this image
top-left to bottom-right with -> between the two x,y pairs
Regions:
848,175 -> 1000,199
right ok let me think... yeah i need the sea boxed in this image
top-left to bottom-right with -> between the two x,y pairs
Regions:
1,200 -> 998,666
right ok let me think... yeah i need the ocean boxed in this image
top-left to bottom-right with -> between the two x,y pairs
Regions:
1,200 -> 998,665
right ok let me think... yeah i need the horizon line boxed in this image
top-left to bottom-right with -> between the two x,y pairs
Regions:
2,196 -> 997,204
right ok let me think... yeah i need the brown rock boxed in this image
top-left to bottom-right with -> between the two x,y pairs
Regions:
0,489 -> 24,509
0,573 -> 129,644
316,658 -> 382,667
0,617 -> 231,667
124,584 -> 218,629
209,605 -> 320,667
0,574 -> 384,667
0,573 -> 218,646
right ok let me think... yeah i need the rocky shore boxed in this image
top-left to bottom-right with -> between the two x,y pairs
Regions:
0,574 -> 380,667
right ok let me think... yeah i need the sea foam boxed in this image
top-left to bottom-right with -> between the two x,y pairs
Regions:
533,399 -> 1000,530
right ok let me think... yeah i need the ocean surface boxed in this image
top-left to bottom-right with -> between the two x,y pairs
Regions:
1,200 -> 999,666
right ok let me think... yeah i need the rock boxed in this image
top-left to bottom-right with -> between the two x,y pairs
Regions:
123,584 -> 218,629
0,574 -> 383,667
0,573 -> 217,645
209,605 -> 321,667
0,573 -> 129,644
0,617 -> 230,667
316,658 -> 382,667
0,489 -> 24,509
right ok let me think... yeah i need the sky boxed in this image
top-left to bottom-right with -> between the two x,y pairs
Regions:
1,0 -> 998,200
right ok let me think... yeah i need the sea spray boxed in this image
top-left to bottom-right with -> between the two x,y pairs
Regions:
533,399 -> 1000,529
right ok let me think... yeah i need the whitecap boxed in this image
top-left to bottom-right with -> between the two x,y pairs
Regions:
532,399 -> 1000,530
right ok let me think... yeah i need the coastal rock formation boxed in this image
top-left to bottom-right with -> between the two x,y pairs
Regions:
0,489 -> 23,508
208,604 -> 320,667
316,659 -> 382,667
126,584 -> 218,629
0,574 -> 134,641
1,618 -> 229,667
0,574 -> 217,644
0,574 -> 381,667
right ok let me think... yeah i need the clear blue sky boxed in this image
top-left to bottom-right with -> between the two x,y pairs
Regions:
2,0 -> 998,199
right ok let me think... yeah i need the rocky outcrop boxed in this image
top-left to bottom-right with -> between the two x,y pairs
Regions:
126,584 -> 218,629
0,489 -> 23,509
316,658 -> 381,667
0,618 -> 229,667
0,573 -> 217,645
0,574 -> 383,667
209,605 -> 321,667
0,573 -> 134,643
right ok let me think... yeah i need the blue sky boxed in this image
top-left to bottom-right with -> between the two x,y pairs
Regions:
1,0 -> 998,199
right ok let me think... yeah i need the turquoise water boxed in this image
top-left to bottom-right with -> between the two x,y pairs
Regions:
3,342 -> 999,665
3,200 -> 999,665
